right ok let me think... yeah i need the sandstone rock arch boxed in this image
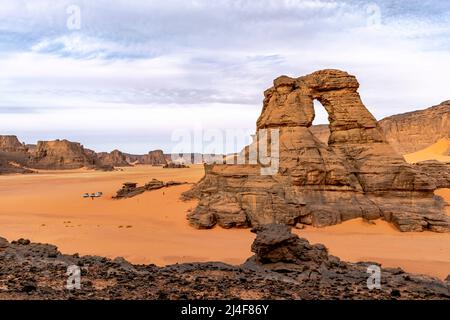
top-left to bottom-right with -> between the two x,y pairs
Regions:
183,70 -> 450,232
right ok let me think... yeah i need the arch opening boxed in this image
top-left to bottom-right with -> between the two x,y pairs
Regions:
310,99 -> 330,145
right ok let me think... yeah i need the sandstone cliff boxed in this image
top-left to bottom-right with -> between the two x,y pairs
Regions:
125,150 -> 167,165
184,70 -> 450,232
0,135 -> 27,153
310,101 -> 450,154
0,135 -> 31,170
28,139 -> 98,170
413,161 -> 450,189
97,149 -> 130,167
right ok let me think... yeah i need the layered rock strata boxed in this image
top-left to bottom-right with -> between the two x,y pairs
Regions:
97,150 -> 130,167
28,140 -> 98,170
310,101 -> 450,154
413,161 -> 450,189
184,70 -> 450,232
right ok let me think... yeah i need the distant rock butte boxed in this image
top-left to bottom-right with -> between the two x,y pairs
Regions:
310,100 -> 450,154
28,139 -> 98,170
0,135 -> 27,153
97,149 -> 130,167
184,69 -> 450,232
125,150 -> 167,166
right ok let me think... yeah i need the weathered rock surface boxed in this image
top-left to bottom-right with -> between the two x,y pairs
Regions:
0,159 -> 34,175
184,70 -> 450,232
0,135 -> 33,174
413,161 -> 450,189
97,149 -> 130,167
0,228 -> 448,300
0,135 -> 28,153
311,101 -> 450,154
125,150 -> 167,166
382,101 -> 450,154
113,179 -> 188,199
28,139 -> 99,170
164,163 -> 189,169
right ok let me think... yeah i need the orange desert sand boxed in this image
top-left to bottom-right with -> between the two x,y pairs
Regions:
0,165 -> 449,279
404,138 -> 450,163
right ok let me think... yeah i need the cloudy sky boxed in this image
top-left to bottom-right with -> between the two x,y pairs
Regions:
0,0 -> 449,153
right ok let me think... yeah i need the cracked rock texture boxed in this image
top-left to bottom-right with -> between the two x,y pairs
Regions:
183,70 -> 450,232
1,227 -> 449,300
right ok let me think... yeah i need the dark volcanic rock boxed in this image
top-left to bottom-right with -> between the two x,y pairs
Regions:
0,230 -> 448,300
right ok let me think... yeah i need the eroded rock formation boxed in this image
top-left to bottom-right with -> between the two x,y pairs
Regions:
125,150 -> 168,166
310,100 -> 450,154
29,139 -> 98,170
0,135 -> 33,174
184,70 -> 450,232
97,149 -> 130,167
413,161 -> 450,189
0,135 -> 27,153
113,179 -> 188,199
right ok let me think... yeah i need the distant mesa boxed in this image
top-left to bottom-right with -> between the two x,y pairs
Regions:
184,69 -> 450,233
97,149 -> 130,167
124,150 -> 168,166
28,139 -> 99,170
0,137 -> 171,173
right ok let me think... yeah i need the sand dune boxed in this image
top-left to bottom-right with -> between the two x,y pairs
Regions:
404,138 -> 450,163
0,165 -> 449,279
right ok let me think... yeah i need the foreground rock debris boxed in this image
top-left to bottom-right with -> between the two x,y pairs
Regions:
184,70 -> 450,232
0,225 -> 448,300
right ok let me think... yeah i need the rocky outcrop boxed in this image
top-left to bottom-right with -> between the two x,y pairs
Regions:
1,229 -> 449,299
0,135 -> 27,153
163,163 -> 189,169
125,150 -> 167,166
311,101 -> 450,154
28,139 -> 98,170
381,101 -> 450,154
97,150 -> 130,167
0,135 -> 30,167
184,70 -> 450,232
0,159 -> 34,175
413,161 -> 450,189
113,179 -> 188,199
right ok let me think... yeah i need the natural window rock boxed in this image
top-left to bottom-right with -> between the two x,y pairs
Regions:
183,70 -> 450,232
